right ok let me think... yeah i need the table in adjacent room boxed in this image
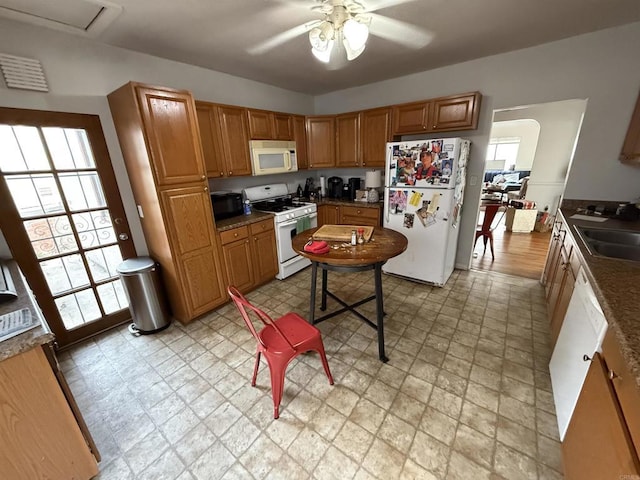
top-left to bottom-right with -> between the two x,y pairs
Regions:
292,227 -> 408,362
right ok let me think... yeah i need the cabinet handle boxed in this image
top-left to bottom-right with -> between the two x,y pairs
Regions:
432,125 -> 436,129
357,210 -> 361,214
234,233 -> 238,237
201,175 -> 206,180
204,186 -> 208,192
423,125 -> 427,130
229,171 -> 233,175
583,354 -> 592,362
220,171 -> 224,176
609,369 -> 618,380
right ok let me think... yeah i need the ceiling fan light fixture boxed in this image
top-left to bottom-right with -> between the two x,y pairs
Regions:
312,40 -> 334,63
343,18 -> 369,51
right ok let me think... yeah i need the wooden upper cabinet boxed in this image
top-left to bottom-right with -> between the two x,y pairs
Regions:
335,112 -> 360,167
431,92 -> 481,132
247,109 -> 293,140
136,86 -> 205,185
361,107 -> 392,168
620,89 -> 640,164
392,101 -> 431,135
273,113 -> 293,140
195,101 -> 225,178
247,109 -> 274,139
293,115 -> 308,169
391,92 -> 482,135
306,116 -> 336,168
217,105 -> 252,176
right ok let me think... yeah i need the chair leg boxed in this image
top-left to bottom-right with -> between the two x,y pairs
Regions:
483,235 -> 488,254
315,344 -> 334,385
489,233 -> 495,260
268,362 -> 287,420
251,351 -> 261,387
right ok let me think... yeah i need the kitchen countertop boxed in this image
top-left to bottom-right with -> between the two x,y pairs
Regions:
558,206 -> 640,389
315,198 -> 383,208
214,211 -> 274,232
0,260 -> 54,363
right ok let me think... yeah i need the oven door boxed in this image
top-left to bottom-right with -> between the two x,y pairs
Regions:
276,213 -> 318,264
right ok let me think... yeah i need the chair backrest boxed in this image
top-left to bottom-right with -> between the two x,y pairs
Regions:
480,204 -> 501,232
227,286 -> 294,351
518,176 -> 530,199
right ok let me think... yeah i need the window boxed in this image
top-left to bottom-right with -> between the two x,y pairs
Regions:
486,137 -> 520,171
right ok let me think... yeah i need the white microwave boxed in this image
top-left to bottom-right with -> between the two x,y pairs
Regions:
249,140 -> 297,176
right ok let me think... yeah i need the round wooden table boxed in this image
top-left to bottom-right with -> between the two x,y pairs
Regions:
292,227 -> 408,362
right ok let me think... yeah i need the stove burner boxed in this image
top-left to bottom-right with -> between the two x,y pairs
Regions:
252,196 -> 305,213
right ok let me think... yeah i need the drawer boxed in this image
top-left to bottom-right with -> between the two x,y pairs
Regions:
219,226 -> 249,245
602,327 -> 640,456
341,205 -> 380,223
249,218 -> 274,235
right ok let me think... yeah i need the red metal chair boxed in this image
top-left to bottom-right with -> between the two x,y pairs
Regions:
475,203 -> 501,260
227,286 -> 334,419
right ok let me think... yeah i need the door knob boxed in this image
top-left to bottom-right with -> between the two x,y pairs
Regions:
114,217 -> 124,225
118,233 -> 129,241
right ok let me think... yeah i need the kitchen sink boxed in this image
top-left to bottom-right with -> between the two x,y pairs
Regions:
575,226 -> 640,261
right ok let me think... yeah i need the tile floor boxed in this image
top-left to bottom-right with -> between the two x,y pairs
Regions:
60,267 -> 564,480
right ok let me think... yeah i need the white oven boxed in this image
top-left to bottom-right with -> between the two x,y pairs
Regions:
243,183 -> 317,280
275,212 -> 317,279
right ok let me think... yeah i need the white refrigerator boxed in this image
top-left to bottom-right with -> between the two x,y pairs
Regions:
382,138 -> 470,286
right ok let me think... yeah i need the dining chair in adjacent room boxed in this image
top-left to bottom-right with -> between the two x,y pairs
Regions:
227,286 -> 334,419
475,203 -> 501,260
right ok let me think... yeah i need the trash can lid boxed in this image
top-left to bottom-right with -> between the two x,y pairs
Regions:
117,257 -> 157,274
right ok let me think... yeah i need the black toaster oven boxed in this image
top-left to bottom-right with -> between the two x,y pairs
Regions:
210,192 -> 243,220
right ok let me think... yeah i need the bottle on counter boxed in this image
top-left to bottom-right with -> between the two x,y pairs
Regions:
297,184 -> 303,199
351,229 -> 357,246
357,228 -> 365,245
244,200 -> 252,215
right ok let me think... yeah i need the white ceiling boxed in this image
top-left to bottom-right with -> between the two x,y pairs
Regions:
2,0 -> 640,95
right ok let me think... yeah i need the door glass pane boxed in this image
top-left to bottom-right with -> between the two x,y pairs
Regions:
12,126 -> 49,170
43,127 -> 95,170
24,215 -> 78,259
0,125 -> 27,172
40,254 -> 90,295
55,288 -> 101,329
5,174 -> 65,217
85,245 -> 122,282
72,210 -> 115,248
59,172 -> 106,211
98,280 -> 128,314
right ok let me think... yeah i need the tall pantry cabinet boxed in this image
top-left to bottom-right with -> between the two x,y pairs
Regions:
108,82 -> 227,323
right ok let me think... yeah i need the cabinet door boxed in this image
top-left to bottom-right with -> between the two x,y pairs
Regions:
549,264 -> 575,348
340,205 -> 380,226
620,89 -> 640,164
336,113 -> 360,167
318,204 -> 340,227
195,101 -> 225,178
247,109 -> 274,139
392,101 -> 431,135
306,116 -> 336,168
361,107 -> 391,168
563,353 -> 640,479
431,92 -> 481,132
222,238 -> 255,293
251,220 -> 278,284
136,86 -> 206,185
293,115 -> 308,169
274,113 -> 294,140
217,105 -> 252,176
181,247 -> 227,316
547,244 -> 569,316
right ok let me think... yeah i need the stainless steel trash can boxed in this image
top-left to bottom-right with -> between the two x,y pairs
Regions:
117,257 -> 171,335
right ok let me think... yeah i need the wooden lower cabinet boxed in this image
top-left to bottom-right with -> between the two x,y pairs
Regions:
219,219 -> 278,293
340,205 -> 380,226
562,352 -> 640,479
318,203 -> 381,227
0,346 -> 98,480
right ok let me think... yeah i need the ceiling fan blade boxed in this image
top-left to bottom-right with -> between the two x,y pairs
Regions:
247,22 -> 319,55
362,0 -> 418,12
367,13 -> 433,49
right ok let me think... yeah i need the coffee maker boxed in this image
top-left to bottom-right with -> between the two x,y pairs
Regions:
327,177 -> 343,199
347,177 -> 361,200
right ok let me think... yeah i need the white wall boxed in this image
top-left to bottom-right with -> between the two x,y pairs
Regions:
314,22 -> 640,270
489,119 -> 540,171
493,100 -> 587,215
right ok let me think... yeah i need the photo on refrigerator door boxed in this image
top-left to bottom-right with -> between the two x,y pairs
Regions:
389,189 -> 408,214
390,142 -> 445,186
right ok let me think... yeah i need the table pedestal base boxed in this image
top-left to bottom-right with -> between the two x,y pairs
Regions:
309,261 -> 388,362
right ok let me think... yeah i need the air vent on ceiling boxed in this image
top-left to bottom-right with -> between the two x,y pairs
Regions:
0,53 -> 48,92
0,0 -> 122,37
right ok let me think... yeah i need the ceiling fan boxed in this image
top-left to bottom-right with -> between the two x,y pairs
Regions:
247,0 -> 433,66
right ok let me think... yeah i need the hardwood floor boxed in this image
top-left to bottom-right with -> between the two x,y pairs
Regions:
471,207 -> 552,280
